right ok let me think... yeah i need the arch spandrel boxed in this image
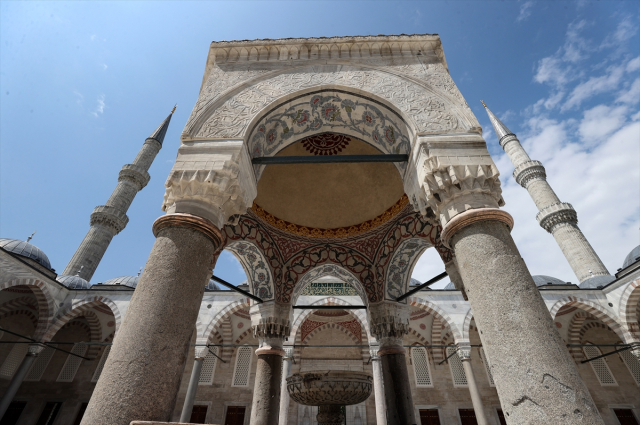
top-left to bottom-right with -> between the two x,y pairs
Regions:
182,62 -> 479,143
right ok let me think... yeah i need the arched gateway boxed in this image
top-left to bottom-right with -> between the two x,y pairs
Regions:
79,35 -> 603,425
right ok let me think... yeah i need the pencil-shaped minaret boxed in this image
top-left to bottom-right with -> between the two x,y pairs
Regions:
482,101 -> 611,285
63,108 -> 174,281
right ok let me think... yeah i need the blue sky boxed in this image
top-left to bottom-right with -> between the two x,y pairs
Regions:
1,1 -> 638,289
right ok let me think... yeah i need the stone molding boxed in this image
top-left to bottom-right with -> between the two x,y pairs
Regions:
118,164 -> 151,190
162,140 -> 257,229
152,213 -> 223,249
498,133 -> 519,150
90,205 -> 129,234
250,301 -> 292,340
368,301 -> 410,344
513,160 -> 546,188
536,202 -> 578,233
441,208 -> 514,248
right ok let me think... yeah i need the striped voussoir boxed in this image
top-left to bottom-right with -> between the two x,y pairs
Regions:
0,278 -> 55,341
408,296 -> 462,363
619,279 -> 640,343
200,298 -> 250,361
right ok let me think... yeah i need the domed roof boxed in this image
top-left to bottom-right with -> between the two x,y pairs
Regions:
532,275 -> 568,287
0,238 -> 52,270
57,275 -> 91,290
104,276 -> 139,289
579,275 -> 615,289
205,279 -> 220,290
410,278 -> 421,286
623,245 -> 640,269
443,281 -> 456,290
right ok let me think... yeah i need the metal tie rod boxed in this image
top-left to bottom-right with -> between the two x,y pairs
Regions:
252,154 -> 408,165
211,274 -> 263,303
396,270 -> 449,301
292,305 -> 367,309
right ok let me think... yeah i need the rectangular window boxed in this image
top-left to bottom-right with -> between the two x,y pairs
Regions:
419,409 -> 441,425
198,347 -> 218,385
25,345 -> 57,382
583,345 -> 617,386
446,347 -> 468,387
411,347 -> 433,387
619,347 -> 640,386
613,409 -> 639,425
0,341 -> 28,379
91,346 -> 111,382
190,405 -> 208,424
72,403 -> 89,425
56,343 -> 88,382
224,406 -> 246,425
0,401 -> 27,425
35,402 -> 62,425
232,346 -> 252,387
480,347 -> 495,387
458,408 -> 478,425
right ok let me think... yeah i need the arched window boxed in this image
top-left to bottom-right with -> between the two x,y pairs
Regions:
56,344 -> 87,382
199,346 -> 219,385
91,346 -> 111,383
410,346 -> 433,387
232,346 -> 252,387
583,344 -> 617,386
619,347 -> 640,386
25,344 -> 57,382
446,346 -> 468,387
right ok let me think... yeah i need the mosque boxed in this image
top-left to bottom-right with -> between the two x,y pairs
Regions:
0,34 -> 639,425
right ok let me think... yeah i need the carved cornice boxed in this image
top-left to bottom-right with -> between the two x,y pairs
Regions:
441,208 -> 514,248
252,318 -> 291,340
118,164 -> 150,190
152,213 -> 223,248
513,160 -> 546,188
251,195 -> 409,239
536,202 -> 578,233
90,205 -> 128,234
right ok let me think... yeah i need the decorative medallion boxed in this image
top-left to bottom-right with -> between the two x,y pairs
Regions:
301,133 -> 350,155
252,194 -> 409,239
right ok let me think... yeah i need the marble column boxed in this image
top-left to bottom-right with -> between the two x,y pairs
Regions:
0,344 -> 42,419
250,302 -> 292,425
278,348 -> 294,425
179,346 -> 207,423
80,213 -> 221,425
441,209 -> 603,424
370,348 -> 387,425
457,344 -> 488,425
368,302 -> 415,425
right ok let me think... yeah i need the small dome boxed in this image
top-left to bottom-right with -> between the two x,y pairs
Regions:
57,275 -> 91,290
579,275 -> 615,289
104,276 -> 139,289
623,245 -> 640,269
443,281 -> 456,290
0,238 -> 52,270
532,275 -> 568,287
205,279 -> 220,290
410,278 -> 421,286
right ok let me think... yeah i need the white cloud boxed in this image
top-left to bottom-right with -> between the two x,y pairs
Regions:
578,104 -> 628,144
534,55 -> 569,86
516,1 -> 534,23
627,56 -> 640,73
91,94 -> 106,117
562,64 -> 625,110
101,64 -> 108,70
73,90 -> 84,106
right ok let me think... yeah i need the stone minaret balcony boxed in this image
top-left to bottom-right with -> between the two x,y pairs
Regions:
62,108 -> 174,281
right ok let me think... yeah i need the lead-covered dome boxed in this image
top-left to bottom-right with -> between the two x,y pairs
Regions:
623,245 -> 640,269
532,275 -> 568,287
57,275 -> 91,289
0,238 -> 52,270
104,276 -> 139,289
579,275 -> 615,289
206,279 -> 221,290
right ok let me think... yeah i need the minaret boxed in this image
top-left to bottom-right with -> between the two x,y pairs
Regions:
482,101 -> 612,285
63,107 -> 175,281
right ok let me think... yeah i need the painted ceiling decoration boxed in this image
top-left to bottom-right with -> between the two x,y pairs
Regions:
301,133 -> 350,156
301,282 -> 359,297
251,194 -> 409,239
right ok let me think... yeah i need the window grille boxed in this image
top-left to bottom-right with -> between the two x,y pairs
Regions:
25,344 -> 57,381
619,347 -> 640,386
411,347 -> 433,387
56,343 -> 88,382
91,346 -> 111,382
446,347 -> 468,387
480,347 -> 495,387
583,345 -> 617,386
199,347 -> 218,385
232,346 -> 252,387
0,340 -> 28,379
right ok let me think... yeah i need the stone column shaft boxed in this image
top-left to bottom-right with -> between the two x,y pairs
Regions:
0,347 -> 39,419
250,347 -> 284,425
179,357 -> 204,423
278,350 -> 293,425
445,212 -> 603,424
460,357 -> 488,425
370,354 -> 387,425
80,214 -> 220,425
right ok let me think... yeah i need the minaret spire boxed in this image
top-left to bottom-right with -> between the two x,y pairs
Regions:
482,101 -> 612,287
63,108 -> 174,281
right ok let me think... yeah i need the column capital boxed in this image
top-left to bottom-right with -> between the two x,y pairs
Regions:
27,343 -> 45,355
456,342 -> 472,361
152,213 -> 223,249
368,301 -> 410,351
250,301 -> 292,341
162,139 -> 257,229
535,202 -> 577,233
441,208 -> 514,248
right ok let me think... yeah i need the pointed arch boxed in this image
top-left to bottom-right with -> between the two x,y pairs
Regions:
549,296 -> 626,343
225,241 -> 275,301
291,264 -> 368,307
385,238 -> 432,300
1,278 -> 55,341
619,279 -> 640,343
408,296 -> 462,342
462,308 -> 474,341
199,298 -> 251,361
